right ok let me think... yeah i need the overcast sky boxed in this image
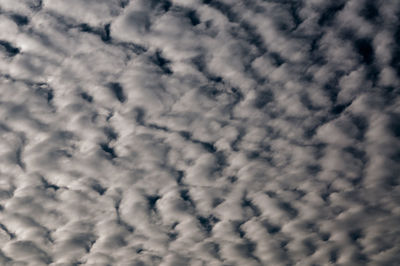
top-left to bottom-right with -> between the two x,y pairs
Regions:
0,0 -> 399,265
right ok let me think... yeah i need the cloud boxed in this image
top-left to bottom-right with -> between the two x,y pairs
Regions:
0,0 -> 398,264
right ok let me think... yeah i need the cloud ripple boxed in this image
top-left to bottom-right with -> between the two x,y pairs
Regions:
0,0 -> 399,265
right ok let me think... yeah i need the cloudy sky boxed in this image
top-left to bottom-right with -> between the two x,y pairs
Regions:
0,0 -> 399,265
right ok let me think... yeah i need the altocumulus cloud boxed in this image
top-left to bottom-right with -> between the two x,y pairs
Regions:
0,0 -> 399,265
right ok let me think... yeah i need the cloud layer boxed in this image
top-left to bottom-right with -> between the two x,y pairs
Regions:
0,0 -> 399,265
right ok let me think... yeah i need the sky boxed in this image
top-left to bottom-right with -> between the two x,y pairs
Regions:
0,0 -> 399,265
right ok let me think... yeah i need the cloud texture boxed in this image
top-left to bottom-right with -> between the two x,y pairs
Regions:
0,0 -> 399,265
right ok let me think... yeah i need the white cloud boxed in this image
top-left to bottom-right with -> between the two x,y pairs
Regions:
0,0 -> 398,264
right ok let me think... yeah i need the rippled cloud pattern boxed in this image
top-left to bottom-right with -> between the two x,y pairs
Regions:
0,0 -> 399,265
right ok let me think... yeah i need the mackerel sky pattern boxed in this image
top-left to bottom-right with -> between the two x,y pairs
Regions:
0,0 -> 399,265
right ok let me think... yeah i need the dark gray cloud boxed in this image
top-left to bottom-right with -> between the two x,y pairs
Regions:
0,0 -> 399,265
